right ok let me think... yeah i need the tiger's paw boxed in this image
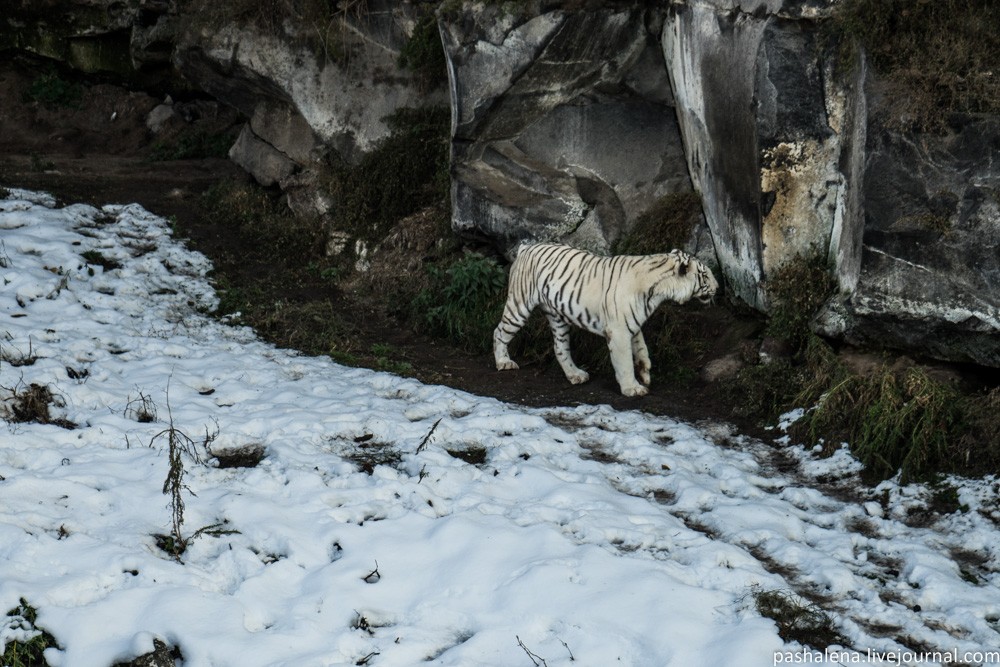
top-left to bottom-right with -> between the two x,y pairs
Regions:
620,384 -> 649,397
566,370 -> 590,385
496,360 -> 520,371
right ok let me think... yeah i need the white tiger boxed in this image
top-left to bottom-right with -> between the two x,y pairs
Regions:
493,243 -> 719,397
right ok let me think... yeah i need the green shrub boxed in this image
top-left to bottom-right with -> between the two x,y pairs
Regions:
831,0 -> 1000,131
414,253 -> 507,353
149,129 -> 236,161
764,252 -> 833,352
2,599 -> 58,667
731,333 -> 842,421
325,107 -> 450,246
794,366 -> 962,483
752,588 -> 844,649
398,12 -> 447,90
24,70 -> 82,109
613,192 -> 703,256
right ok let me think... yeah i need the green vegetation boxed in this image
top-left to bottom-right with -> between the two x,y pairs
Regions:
831,0 -> 1000,131
725,251 -> 1000,483
796,365 -> 958,483
398,11 -> 448,90
414,253 -> 508,353
733,325 -> 1000,483
202,180 -> 329,260
23,69 -> 82,109
732,252 -> 835,421
371,343 -> 414,375
81,250 -> 122,271
29,154 -> 55,172
792,361 -> 1000,484
196,180 -> 358,360
2,599 -> 58,667
149,129 -> 236,161
325,107 -> 450,247
764,251 -> 833,351
612,192 -> 702,256
752,588 -> 844,649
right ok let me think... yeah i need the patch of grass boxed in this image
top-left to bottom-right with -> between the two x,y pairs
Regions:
929,478 -> 969,515
81,250 -> 122,271
731,335 -> 836,421
23,69 -> 82,109
795,366 -> 959,483
413,253 -> 507,353
149,128 -> 236,161
194,180 -> 363,362
212,442 -> 266,469
764,251 -> 833,352
398,11 -> 447,90
2,599 -> 58,667
1,381 -> 76,429
752,588 -> 845,649
29,154 -> 55,172
830,0 -> 1000,131
324,107 -> 450,246
732,358 -> 810,422
202,180 -> 330,260
612,192 -> 703,256
343,437 -> 402,475
371,343 -> 414,376
445,445 -> 488,465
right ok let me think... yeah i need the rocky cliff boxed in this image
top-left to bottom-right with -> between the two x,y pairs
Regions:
2,0 -> 999,368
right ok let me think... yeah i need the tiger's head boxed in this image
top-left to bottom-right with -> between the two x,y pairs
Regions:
672,250 -> 719,305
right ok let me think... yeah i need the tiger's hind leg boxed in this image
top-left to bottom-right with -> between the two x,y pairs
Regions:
632,331 -> 651,386
607,328 -> 647,397
493,294 -> 534,371
545,312 -> 589,385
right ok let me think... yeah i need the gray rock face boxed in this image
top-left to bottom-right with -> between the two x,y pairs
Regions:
174,0 -> 447,168
816,112 -> 1000,367
443,4 -> 695,254
663,0 -> 849,309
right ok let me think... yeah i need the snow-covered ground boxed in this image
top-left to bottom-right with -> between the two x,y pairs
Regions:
1,188 -> 998,667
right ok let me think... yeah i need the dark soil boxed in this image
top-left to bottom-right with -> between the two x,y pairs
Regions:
0,56 -> 770,438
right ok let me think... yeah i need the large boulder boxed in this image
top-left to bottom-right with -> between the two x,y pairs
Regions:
174,0 -> 448,168
441,2 -> 696,255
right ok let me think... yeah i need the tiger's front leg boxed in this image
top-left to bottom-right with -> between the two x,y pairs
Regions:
494,298 -> 533,371
608,328 -> 647,397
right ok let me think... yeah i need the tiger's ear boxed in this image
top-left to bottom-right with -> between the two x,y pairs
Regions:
677,257 -> 689,276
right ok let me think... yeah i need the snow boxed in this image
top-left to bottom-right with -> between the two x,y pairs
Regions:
1,188 -> 999,666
